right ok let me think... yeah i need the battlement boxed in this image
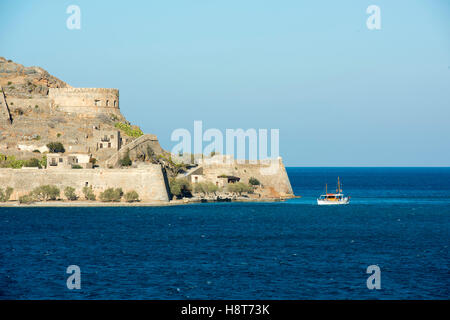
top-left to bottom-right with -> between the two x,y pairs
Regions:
49,88 -> 119,95
48,87 -> 121,117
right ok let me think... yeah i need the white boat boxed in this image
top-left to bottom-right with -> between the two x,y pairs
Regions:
317,177 -> 350,205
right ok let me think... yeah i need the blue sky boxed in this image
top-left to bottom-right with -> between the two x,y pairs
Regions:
1,0 -> 449,166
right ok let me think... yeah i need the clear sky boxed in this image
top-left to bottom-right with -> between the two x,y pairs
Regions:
1,0 -> 449,166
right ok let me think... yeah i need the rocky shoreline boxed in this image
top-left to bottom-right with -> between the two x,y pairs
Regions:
0,194 -> 299,207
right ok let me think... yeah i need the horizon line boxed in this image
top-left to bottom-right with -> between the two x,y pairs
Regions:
285,165 -> 450,168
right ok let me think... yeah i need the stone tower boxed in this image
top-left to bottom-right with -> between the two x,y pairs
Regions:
48,88 -> 123,118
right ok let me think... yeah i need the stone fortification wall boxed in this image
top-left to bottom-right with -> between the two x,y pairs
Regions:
0,165 -> 169,202
48,88 -> 122,117
202,158 -> 293,196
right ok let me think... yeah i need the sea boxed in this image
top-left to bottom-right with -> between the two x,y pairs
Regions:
0,167 -> 449,299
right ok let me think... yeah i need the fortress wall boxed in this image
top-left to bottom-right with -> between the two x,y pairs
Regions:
202,158 -> 293,196
0,165 -> 169,202
48,88 -> 122,116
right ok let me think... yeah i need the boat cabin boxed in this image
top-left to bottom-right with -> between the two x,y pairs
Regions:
318,194 -> 344,201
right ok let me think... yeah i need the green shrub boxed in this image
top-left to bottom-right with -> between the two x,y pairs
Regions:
32,185 -> 60,201
114,122 -> 143,138
7,81 -> 12,85
0,187 -> 13,202
227,182 -> 252,195
99,188 -> 123,202
82,186 -> 96,201
0,155 -> 25,169
71,164 -> 82,169
249,177 -> 261,186
56,133 -> 61,138
39,155 -> 47,169
157,153 -> 180,168
124,190 -> 139,202
10,159 -> 25,168
169,178 -> 192,198
170,180 -> 182,197
193,181 -> 218,195
64,187 -> 78,201
146,145 -> 155,158
119,150 -> 132,167
24,158 -> 41,168
46,142 -> 65,153
19,194 -> 34,204
33,149 -> 41,153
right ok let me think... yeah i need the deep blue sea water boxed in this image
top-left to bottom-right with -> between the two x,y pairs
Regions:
0,168 -> 449,299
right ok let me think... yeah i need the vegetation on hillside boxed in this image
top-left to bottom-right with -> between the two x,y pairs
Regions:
193,181 -> 219,195
119,150 -> 132,167
249,177 -> 261,186
0,187 -> 13,202
157,153 -> 189,179
227,182 -> 252,195
114,122 -> 143,138
39,155 -> 47,168
24,158 -> 41,168
47,142 -> 65,153
0,154 -> 47,169
169,178 -> 192,199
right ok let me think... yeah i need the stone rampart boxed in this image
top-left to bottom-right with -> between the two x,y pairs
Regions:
0,165 -> 169,202
201,158 -> 293,196
48,88 -> 122,117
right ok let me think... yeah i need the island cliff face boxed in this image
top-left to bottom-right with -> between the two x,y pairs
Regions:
0,57 -> 293,203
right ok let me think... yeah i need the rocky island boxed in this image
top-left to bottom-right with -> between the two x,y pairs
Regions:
0,57 -> 294,206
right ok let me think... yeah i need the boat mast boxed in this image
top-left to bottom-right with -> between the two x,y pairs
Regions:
337,177 -> 341,193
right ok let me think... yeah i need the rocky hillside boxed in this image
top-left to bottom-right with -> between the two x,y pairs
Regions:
0,57 -> 189,177
0,57 -> 69,97
0,58 -> 146,161
0,57 -> 119,159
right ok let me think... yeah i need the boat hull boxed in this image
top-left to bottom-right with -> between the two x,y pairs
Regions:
317,198 -> 350,205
